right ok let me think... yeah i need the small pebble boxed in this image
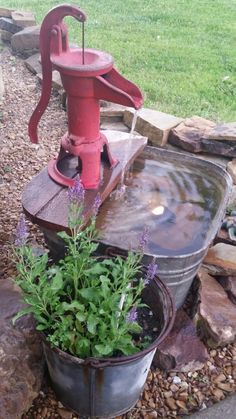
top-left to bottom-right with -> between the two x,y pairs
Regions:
172,376 -> 181,384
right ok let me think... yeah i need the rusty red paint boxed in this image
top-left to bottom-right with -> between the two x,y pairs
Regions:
28,4 -> 143,189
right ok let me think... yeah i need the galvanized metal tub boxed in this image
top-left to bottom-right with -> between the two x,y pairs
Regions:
42,276 -> 175,418
97,146 -> 232,309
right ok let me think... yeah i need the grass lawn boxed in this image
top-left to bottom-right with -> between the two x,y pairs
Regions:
3,0 -> 236,122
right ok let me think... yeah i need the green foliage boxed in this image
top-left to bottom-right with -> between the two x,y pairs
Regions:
3,0 -> 236,121
14,204 -> 147,359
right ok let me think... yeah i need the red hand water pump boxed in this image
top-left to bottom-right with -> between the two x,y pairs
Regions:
28,4 -> 143,189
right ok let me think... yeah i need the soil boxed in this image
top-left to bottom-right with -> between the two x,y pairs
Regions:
1,46 -> 236,419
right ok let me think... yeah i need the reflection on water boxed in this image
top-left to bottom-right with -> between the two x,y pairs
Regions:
96,154 -> 222,256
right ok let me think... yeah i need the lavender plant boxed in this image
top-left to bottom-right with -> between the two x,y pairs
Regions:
14,179 -> 158,359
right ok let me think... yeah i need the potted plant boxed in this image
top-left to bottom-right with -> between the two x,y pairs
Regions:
14,179 -> 175,418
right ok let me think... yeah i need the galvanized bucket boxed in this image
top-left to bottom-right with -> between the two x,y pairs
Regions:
42,276 -> 175,418
97,147 -> 232,309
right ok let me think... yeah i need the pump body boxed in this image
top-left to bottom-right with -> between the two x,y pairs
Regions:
29,4 -> 143,189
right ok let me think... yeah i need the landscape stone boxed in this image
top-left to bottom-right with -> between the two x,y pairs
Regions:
0,278 -> 44,419
153,309 -> 208,372
0,65 -> 4,100
11,11 -> 36,28
227,159 -> 236,184
0,29 -> 13,41
24,52 -> 41,74
207,122 -> 236,142
0,7 -> 15,18
169,116 -> 236,157
124,108 -> 183,146
203,243 -> 236,276
37,70 -> 62,90
100,102 -> 126,122
100,120 -> 130,132
11,25 -> 40,53
228,185 -> 236,210
0,17 -> 21,34
195,269 -> 236,347
217,276 -> 236,304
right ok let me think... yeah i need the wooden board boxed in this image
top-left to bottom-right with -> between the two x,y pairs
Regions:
22,132 -> 147,232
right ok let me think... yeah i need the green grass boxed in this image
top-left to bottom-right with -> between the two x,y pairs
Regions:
3,0 -> 236,121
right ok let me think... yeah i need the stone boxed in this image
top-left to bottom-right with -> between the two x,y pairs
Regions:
196,269 -> 236,347
0,17 -> 21,34
100,102 -> 126,122
0,278 -> 44,419
24,52 -> 41,74
0,29 -> 13,41
207,122 -> 236,141
100,120 -> 130,132
11,25 -> 40,53
169,115 -> 215,151
153,309 -> 208,371
227,185 -> 236,210
227,159 -> 236,184
0,7 -> 15,18
124,108 -> 183,146
0,65 -> 4,100
169,116 -> 236,158
217,276 -> 236,304
166,397 -> 177,411
11,11 -> 36,28
203,243 -> 236,276
37,70 -> 62,90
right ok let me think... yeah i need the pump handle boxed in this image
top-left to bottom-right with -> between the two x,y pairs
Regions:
28,4 -> 86,143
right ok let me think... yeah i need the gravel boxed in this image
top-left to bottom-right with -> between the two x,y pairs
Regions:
0,45 -> 236,418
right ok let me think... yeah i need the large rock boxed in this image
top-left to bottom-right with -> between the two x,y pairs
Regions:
124,108 -> 183,146
11,25 -> 40,53
11,11 -> 36,28
153,309 -> 208,371
0,29 -> 13,41
196,269 -> 236,347
0,17 -> 21,34
100,102 -> 126,123
24,52 -> 41,74
217,276 -> 236,304
0,278 -> 44,419
37,70 -> 62,90
203,243 -> 236,276
169,116 -> 236,157
207,122 -> 236,142
0,7 -> 15,18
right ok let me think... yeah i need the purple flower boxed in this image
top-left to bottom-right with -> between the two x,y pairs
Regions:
68,178 -> 85,204
93,194 -> 101,216
15,214 -> 28,246
144,259 -> 158,285
126,306 -> 138,323
138,226 -> 149,253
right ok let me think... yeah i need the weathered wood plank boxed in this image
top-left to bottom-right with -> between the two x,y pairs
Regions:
22,132 -> 147,231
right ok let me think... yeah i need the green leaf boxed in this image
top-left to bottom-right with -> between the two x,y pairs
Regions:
78,287 -> 99,301
36,324 -> 48,331
94,344 -> 113,356
76,312 -> 86,322
51,271 -> 63,293
87,315 -> 98,335
12,307 -> 33,325
57,231 -> 70,240
127,322 -> 142,334
61,301 -> 84,311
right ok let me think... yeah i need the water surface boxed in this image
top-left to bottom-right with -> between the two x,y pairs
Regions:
96,151 -> 222,256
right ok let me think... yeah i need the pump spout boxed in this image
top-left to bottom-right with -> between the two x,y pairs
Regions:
94,68 -> 143,110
